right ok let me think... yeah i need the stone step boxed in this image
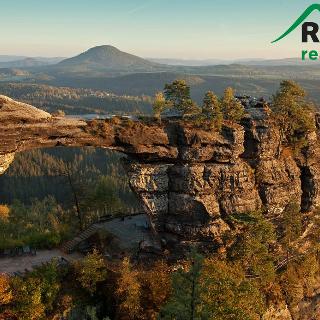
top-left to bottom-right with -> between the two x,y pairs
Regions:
61,224 -> 101,253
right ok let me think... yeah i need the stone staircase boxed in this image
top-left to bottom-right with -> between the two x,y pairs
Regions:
61,223 -> 101,253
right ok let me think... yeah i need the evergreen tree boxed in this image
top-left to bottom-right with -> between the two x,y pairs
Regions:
200,259 -> 265,320
272,80 -> 315,153
221,87 -> 244,122
202,91 -> 223,130
279,202 -> 302,264
164,80 -> 199,116
88,176 -> 123,216
160,249 -> 203,320
227,211 -> 276,283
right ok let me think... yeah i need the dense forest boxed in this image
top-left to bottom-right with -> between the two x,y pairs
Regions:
0,148 -> 137,207
1,208 -> 320,320
0,83 -> 152,115
0,148 -> 140,250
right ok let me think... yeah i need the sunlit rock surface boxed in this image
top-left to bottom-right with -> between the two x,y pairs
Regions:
0,153 -> 15,175
1,95 -> 320,244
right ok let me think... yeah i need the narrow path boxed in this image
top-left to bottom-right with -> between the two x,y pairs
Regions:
0,249 -> 83,275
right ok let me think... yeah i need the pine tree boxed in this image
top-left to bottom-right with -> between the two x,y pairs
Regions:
227,211 -> 276,283
202,91 -> 223,130
221,87 -> 244,122
164,80 -> 199,116
200,259 -> 266,320
272,80 -> 315,153
160,249 -> 203,320
280,202 -> 302,265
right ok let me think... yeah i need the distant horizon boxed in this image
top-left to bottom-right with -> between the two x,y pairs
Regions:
0,45 -> 301,61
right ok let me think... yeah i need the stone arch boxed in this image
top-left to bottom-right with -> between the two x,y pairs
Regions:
1,96 -> 320,245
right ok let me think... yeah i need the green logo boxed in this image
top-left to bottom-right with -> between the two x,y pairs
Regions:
272,3 -> 320,43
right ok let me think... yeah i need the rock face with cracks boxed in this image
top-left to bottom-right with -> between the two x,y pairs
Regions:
2,95 -> 320,320
0,95 -> 320,247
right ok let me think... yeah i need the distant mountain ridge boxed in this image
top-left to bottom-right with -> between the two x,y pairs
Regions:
149,57 -> 320,66
2,46 -> 320,70
55,45 -> 163,73
0,57 -> 65,68
148,58 -> 231,66
0,55 -> 28,62
44,45 -> 266,77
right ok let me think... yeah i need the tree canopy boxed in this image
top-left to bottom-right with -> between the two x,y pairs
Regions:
221,87 -> 245,122
202,91 -> 223,130
272,80 -> 316,150
163,80 -> 199,116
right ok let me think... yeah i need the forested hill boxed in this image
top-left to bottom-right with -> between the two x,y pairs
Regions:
55,45 -> 162,73
0,83 -> 152,115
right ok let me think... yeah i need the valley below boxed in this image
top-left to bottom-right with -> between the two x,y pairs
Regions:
3,46 -> 320,116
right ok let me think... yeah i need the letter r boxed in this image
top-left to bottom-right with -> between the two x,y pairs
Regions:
302,22 -> 319,42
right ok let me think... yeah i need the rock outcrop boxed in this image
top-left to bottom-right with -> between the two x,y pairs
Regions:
1,95 -> 320,247
2,95 -> 320,320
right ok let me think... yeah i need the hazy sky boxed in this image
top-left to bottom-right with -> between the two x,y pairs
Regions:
0,0 -> 319,59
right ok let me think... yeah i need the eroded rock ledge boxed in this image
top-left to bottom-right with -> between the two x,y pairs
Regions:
1,95 -> 320,247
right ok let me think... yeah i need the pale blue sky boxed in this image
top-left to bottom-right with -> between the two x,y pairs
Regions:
0,0 -> 318,59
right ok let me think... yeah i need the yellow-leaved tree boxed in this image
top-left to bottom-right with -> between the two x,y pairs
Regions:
116,257 -> 141,320
75,249 -> 107,295
0,274 -> 13,305
0,205 -> 9,221
139,261 -> 171,319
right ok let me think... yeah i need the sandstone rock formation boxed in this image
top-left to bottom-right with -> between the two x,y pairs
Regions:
1,95 -> 320,248
2,95 -> 320,320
